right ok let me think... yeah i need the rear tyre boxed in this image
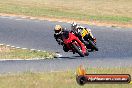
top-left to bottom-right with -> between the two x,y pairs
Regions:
85,50 -> 89,56
72,44 -> 85,57
88,40 -> 98,51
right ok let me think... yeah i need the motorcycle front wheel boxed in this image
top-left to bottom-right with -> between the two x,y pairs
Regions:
72,43 -> 85,57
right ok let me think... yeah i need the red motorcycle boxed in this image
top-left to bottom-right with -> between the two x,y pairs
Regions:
62,31 -> 88,57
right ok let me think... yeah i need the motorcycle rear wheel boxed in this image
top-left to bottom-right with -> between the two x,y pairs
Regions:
88,40 -> 98,51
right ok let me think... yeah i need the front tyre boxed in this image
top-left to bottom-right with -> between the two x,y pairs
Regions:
72,44 -> 85,57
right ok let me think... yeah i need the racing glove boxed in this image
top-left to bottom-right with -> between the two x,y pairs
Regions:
56,39 -> 63,45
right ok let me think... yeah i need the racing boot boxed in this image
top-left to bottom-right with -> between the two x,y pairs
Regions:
63,44 -> 69,52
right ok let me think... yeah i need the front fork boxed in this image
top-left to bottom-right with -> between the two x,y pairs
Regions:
72,41 -> 87,55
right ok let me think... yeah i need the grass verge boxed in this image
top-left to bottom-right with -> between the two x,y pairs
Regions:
0,67 -> 132,88
0,0 -> 132,27
0,44 -> 55,59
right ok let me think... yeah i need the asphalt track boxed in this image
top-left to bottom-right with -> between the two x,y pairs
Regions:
0,16 -> 132,73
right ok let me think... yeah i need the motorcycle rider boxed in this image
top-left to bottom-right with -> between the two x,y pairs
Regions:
54,24 -> 89,55
71,22 -> 96,44
54,25 -> 69,52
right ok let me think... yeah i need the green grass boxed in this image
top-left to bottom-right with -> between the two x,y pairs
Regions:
0,0 -> 132,23
0,67 -> 132,88
0,44 -> 55,59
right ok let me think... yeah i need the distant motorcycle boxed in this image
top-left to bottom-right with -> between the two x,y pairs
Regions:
81,29 -> 98,52
62,31 -> 88,57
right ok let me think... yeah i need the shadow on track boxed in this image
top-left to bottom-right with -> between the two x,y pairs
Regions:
57,55 -> 87,59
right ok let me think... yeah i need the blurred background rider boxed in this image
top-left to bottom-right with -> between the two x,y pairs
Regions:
71,22 -> 96,44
